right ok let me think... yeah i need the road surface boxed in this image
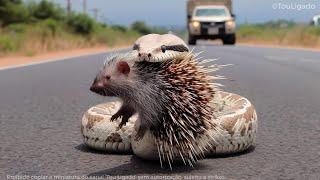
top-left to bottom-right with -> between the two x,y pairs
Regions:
1,44 -> 319,179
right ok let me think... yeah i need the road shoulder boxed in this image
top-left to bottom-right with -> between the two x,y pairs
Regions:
0,46 -> 128,70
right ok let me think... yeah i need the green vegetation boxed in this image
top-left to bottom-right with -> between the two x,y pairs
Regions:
2,1 -> 319,56
131,21 -> 167,35
237,20 -> 320,48
0,0 -> 163,57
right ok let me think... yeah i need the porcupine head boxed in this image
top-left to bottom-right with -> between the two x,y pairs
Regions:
90,53 -> 219,168
90,54 -> 164,140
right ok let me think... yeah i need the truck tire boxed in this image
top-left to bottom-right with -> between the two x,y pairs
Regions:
188,35 -> 196,45
222,34 -> 236,45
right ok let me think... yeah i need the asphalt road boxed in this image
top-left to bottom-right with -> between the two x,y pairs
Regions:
1,44 -> 319,180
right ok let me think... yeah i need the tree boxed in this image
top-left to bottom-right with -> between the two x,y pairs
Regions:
0,0 -> 29,26
31,0 -> 65,20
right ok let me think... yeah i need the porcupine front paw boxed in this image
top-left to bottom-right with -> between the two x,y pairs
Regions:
135,126 -> 147,141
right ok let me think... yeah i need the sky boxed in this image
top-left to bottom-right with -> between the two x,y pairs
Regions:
47,0 -> 320,27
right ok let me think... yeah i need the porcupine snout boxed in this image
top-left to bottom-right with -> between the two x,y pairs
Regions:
90,77 -> 106,96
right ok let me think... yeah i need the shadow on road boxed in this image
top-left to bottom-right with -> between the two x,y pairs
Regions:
87,156 -> 207,176
76,143 -> 205,175
77,143 -> 255,175
192,40 -> 238,47
206,145 -> 256,159
75,143 -> 133,155
75,144 -> 107,155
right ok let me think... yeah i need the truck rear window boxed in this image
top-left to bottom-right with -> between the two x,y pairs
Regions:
195,8 -> 227,17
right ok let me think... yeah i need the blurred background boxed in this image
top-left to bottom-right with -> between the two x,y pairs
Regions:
0,0 -> 319,57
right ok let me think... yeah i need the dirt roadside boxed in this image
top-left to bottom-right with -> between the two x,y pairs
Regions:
238,43 -> 320,52
0,46 -> 129,69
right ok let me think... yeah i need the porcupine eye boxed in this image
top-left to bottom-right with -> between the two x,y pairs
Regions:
105,75 -> 111,80
161,45 -> 166,53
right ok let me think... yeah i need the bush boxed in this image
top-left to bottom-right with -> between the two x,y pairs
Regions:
6,23 -> 28,33
0,0 -> 22,6
0,35 -> 18,53
0,0 -> 65,26
112,25 -> 127,32
41,19 -> 60,36
262,20 -> 296,29
31,0 -> 65,20
308,27 -> 320,36
67,14 -> 95,34
131,21 -> 152,35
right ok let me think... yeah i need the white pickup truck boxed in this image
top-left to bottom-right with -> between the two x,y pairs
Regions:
187,0 -> 236,45
312,15 -> 320,26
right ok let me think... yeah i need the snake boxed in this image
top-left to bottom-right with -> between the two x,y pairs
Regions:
81,34 -> 258,161
82,91 -> 257,159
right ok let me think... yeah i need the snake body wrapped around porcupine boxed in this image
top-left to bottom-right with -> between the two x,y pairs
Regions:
84,34 -> 258,168
82,91 -> 257,155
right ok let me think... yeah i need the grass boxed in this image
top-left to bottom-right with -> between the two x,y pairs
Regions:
0,0 -> 156,58
237,24 -> 320,48
0,21 -> 140,57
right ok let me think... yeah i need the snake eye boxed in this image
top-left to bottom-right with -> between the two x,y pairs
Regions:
133,44 -> 139,50
161,45 -> 166,53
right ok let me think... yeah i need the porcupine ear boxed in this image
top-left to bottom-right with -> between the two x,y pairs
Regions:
116,61 -> 130,75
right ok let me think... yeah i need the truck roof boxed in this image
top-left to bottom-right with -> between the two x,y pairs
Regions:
187,0 -> 232,16
194,5 -> 229,9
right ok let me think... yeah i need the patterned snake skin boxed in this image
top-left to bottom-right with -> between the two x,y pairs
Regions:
81,91 -> 258,159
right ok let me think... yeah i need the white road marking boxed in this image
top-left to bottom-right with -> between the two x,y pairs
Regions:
264,55 -> 318,62
0,48 -> 129,71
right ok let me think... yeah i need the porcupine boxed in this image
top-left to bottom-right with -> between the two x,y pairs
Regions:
90,51 -> 222,168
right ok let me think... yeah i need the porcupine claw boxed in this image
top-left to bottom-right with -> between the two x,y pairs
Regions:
135,126 -> 147,141
111,113 -> 130,130
118,116 -> 130,129
110,113 -> 121,122
118,122 -> 125,130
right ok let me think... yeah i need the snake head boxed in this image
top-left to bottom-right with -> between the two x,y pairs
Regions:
133,34 -> 189,62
